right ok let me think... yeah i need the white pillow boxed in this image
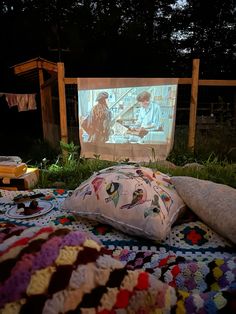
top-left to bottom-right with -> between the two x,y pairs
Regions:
62,165 -> 186,241
171,176 -> 236,244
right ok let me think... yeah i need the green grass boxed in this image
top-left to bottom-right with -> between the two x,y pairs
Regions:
38,157 -> 116,190
3,125 -> 235,190
33,127 -> 236,190
159,163 -> 236,187
37,155 -> 236,190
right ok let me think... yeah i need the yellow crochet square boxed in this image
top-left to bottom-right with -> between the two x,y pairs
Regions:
26,266 -> 56,295
56,246 -> 83,265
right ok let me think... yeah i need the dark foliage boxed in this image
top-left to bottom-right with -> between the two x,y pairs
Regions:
0,0 -> 235,81
0,0 -> 235,161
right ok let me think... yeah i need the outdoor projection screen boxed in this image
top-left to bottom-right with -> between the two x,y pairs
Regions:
77,78 -> 178,162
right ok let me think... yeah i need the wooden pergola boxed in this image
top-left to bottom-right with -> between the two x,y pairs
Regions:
12,57 -> 60,146
12,58 -> 236,152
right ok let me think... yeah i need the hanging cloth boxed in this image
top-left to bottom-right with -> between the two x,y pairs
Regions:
5,94 -> 18,108
1,93 -> 37,111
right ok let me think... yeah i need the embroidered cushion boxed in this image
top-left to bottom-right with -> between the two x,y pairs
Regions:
62,165 -> 186,241
170,176 -> 236,244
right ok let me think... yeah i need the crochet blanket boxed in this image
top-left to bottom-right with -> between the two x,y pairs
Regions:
0,189 -> 236,313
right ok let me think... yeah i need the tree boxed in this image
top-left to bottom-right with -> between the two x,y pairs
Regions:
0,0 -> 235,78
172,0 -> 236,78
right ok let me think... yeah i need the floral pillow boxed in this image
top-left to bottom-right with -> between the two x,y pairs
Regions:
62,165 -> 186,241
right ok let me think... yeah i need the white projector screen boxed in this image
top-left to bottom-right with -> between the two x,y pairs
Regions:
77,78 -> 178,162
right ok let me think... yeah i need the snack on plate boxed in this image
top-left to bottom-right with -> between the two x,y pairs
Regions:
17,200 -> 42,215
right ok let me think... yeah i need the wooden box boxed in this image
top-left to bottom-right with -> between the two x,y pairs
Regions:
0,168 -> 39,190
0,163 -> 27,178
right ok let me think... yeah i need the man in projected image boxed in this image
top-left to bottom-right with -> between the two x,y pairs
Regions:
87,91 -> 111,142
127,91 -> 162,138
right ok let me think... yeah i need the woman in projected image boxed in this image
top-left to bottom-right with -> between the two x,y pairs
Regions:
87,91 -> 112,143
127,91 -> 162,138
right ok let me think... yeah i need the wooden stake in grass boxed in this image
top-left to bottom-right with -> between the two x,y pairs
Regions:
188,58 -> 200,152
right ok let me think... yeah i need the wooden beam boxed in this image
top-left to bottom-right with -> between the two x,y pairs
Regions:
198,79 -> 236,86
188,59 -> 200,151
177,78 -> 236,86
38,68 -> 49,141
44,85 -> 53,123
64,77 -> 78,85
37,60 -> 58,73
57,62 -> 68,145
178,78 -> 192,84
14,61 -> 38,75
175,78 -> 236,86
13,59 -> 57,75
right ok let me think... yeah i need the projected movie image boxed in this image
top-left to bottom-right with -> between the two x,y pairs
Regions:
78,85 -> 177,145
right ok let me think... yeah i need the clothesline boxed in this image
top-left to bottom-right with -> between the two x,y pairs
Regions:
0,92 -> 37,111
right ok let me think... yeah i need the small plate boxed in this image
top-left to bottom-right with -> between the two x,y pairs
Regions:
5,201 -> 54,219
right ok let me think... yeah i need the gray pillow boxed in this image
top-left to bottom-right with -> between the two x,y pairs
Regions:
170,176 -> 236,244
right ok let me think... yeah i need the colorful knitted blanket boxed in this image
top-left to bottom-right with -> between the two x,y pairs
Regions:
0,189 -> 236,313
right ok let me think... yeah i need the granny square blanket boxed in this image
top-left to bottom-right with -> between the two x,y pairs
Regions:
0,188 -> 236,313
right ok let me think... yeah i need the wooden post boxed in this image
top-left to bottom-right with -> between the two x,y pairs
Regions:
188,58 -> 200,151
38,68 -> 48,141
44,85 -> 53,123
57,62 -> 68,147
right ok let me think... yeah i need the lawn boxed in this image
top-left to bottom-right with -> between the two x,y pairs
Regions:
35,141 -> 236,190
2,125 -> 235,190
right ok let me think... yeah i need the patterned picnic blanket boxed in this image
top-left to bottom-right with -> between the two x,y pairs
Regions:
0,189 -> 236,313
